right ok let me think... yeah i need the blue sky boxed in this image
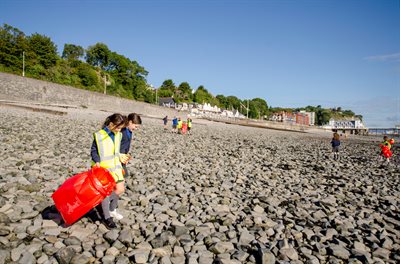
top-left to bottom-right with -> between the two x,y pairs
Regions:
1,0 -> 399,127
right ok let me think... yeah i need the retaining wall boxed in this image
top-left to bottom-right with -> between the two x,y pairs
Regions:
0,72 -> 180,118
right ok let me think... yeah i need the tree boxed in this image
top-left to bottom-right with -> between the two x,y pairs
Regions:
0,24 -> 27,71
77,64 -> 99,87
86,43 -> 111,70
62,44 -> 84,61
27,33 -> 58,69
176,82 -> 192,101
342,109 -> 355,116
248,98 -> 268,119
158,79 -> 176,98
226,96 -> 242,111
131,76 -> 148,100
216,95 -> 227,108
193,86 -> 214,104
320,109 -> 331,125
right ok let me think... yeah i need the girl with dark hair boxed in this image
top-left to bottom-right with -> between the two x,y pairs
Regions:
331,132 -> 341,160
120,113 -> 142,176
105,113 -> 142,221
91,113 -> 126,229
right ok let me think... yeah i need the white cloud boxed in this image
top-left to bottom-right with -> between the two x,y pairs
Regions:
364,52 -> 400,62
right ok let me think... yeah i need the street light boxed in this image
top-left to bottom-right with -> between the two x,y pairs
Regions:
150,84 -> 157,105
22,51 -> 25,77
246,99 -> 249,119
239,100 -> 249,119
103,75 -> 107,94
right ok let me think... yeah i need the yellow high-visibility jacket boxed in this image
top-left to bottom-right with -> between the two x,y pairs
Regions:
177,120 -> 183,129
187,120 -> 192,128
92,129 -> 124,183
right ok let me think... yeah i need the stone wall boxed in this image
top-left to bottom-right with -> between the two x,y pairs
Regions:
0,72 -> 180,118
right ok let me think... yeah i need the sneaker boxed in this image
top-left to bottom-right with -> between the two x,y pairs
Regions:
110,210 -> 123,220
104,218 -> 117,229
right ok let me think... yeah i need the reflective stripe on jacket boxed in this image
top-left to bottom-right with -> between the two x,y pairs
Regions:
382,140 -> 392,149
92,129 -> 123,182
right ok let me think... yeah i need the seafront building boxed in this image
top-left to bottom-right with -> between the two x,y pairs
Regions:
158,97 -> 246,118
268,111 -> 315,126
158,97 -> 317,126
323,118 -> 367,135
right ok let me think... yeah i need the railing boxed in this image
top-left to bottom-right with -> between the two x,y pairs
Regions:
368,128 -> 399,136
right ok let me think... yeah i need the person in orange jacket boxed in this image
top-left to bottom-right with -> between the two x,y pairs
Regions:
379,135 -> 394,162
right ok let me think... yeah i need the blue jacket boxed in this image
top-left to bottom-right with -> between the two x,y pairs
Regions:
331,139 -> 340,147
120,127 -> 132,154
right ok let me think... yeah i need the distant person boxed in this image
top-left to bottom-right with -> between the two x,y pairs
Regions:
172,116 -> 178,133
177,117 -> 183,134
187,118 -> 192,134
331,132 -> 341,160
181,121 -> 188,134
379,136 -> 394,162
162,116 -> 168,130
91,113 -> 126,229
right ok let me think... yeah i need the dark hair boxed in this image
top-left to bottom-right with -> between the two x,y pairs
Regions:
103,113 -> 126,128
127,113 -> 142,125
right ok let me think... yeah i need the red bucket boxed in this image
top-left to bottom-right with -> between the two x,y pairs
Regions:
380,145 -> 393,158
52,167 -> 116,225
181,123 -> 188,134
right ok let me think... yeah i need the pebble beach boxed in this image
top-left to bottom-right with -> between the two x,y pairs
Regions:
0,106 -> 399,264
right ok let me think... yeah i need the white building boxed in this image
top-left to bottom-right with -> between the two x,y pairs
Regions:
300,111 -> 315,126
221,109 -> 245,118
325,118 -> 365,129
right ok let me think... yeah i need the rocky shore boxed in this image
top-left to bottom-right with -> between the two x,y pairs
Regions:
0,106 -> 399,264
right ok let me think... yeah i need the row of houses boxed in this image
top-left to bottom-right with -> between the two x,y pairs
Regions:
158,98 -> 367,131
158,98 -> 246,118
269,111 -> 316,126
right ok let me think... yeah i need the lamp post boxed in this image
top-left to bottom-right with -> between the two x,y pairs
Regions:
239,100 -> 249,119
22,51 -> 25,77
103,75 -> 107,94
247,99 -> 249,119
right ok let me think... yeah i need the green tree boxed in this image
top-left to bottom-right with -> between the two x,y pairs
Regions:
216,94 -> 227,108
108,52 -> 148,86
248,98 -> 268,119
193,85 -> 213,104
130,77 -> 148,100
320,109 -> 331,125
176,82 -> 192,101
86,43 -> 111,70
62,44 -> 84,61
226,96 -> 241,111
27,33 -> 58,69
342,109 -> 355,117
0,24 -> 27,72
77,64 -> 99,88
158,79 -> 176,98
314,105 -> 331,125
